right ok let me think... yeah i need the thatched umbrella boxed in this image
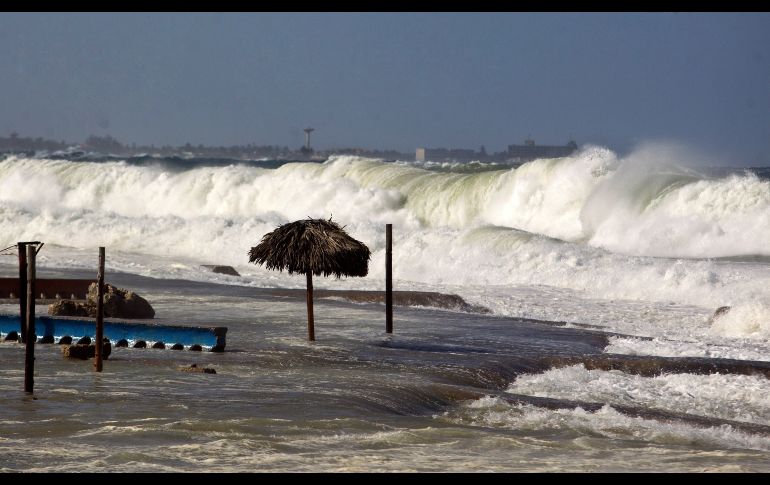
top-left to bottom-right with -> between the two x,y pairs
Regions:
248,217 -> 371,341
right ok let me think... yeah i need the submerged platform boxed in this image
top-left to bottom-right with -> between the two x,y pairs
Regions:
0,314 -> 227,352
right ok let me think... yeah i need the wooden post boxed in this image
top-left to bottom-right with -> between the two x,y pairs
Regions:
386,224 -> 393,334
306,271 -> 315,341
94,247 -> 105,372
18,243 -> 27,343
24,245 -> 36,393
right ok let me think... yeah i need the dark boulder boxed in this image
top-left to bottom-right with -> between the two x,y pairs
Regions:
87,283 -> 155,319
49,283 -> 155,319
61,342 -> 111,360
714,306 -> 731,318
62,344 -> 89,360
707,306 -> 732,324
4,331 -> 18,342
151,341 -> 165,349
189,344 -> 203,351
133,340 -> 147,348
38,335 -> 55,344
116,339 -> 129,347
77,336 -> 91,345
171,343 -> 184,350
201,265 -> 241,277
58,335 -> 73,345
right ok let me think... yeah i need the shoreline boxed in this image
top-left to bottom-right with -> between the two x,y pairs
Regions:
266,288 -> 491,314
0,264 -> 493,315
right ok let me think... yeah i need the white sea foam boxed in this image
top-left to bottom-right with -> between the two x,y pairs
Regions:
709,300 -> 770,339
3,147 -> 769,258
507,365 -> 770,425
444,396 -> 770,452
1,149 -> 770,347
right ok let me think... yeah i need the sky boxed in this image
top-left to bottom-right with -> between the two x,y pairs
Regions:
0,12 -> 769,165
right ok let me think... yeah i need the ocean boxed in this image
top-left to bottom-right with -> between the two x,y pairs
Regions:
2,146 -> 770,472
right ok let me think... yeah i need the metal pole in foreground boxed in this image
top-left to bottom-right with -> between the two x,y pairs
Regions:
386,224 -> 393,334
18,243 -> 27,343
94,247 -> 105,372
306,271 -> 315,341
24,244 -> 36,393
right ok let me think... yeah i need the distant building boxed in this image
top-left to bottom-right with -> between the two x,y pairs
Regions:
506,138 -> 578,162
415,147 -> 479,162
416,139 -> 578,163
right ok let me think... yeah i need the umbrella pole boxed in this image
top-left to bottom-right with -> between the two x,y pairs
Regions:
306,271 -> 315,341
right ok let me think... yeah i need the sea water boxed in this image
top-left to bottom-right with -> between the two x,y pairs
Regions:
1,147 -> 770,471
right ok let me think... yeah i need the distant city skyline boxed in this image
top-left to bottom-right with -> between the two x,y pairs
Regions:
1,13 -> 769,165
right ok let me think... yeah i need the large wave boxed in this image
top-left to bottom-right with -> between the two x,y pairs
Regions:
1,147 -> 770,321
2,146 -> 768,258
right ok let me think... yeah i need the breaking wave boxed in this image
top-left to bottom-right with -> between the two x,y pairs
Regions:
1,146 -> 769,335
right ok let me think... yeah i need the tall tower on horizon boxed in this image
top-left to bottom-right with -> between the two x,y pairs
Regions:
303,127 -> 315,151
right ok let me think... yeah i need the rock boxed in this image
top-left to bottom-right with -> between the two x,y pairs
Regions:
707,306 -> 731,324
48,300 -> 91,317
171,343 -> 184,350
178,363 -> 216,374
38,335 -> 55,344
61,342 -> 112,360
152,341 -> 165,349
189,344 -> 203,351
4,331 -> 18,342
714,306 -> 731,318
48,284 -> 155,319
58,335 -> 73,345
133,340 -> 147,348
201,265 -> 241,277
62,344 -> 89,359
116,339 -> 129,347
87,283 -> 155,319
77,336 -> 92,345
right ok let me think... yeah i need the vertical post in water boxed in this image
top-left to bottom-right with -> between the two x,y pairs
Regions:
18,243 -> 27,343
24,244 -> 36,393
306,271 -> 315,341
94,247 -> 105,372
386,224 -> 393,334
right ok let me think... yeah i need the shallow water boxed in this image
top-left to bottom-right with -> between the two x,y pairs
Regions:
1,269 -> 769,472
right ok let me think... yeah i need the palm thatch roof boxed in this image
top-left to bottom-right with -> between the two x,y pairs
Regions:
248,218 -> 370,278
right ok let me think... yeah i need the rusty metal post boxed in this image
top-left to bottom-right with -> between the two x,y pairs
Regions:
24,245 -> 36,393
306,271 -> 315,341
94,247 -> 105,372
386,224 -> 393,334
18,243 -> 27,343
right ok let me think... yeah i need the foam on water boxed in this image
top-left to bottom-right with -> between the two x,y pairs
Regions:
1,149 -> 770,350
443,396 -> 770,453
507,364 -> 770,425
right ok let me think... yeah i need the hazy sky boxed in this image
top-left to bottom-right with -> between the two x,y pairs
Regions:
1,12 -> 769,164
